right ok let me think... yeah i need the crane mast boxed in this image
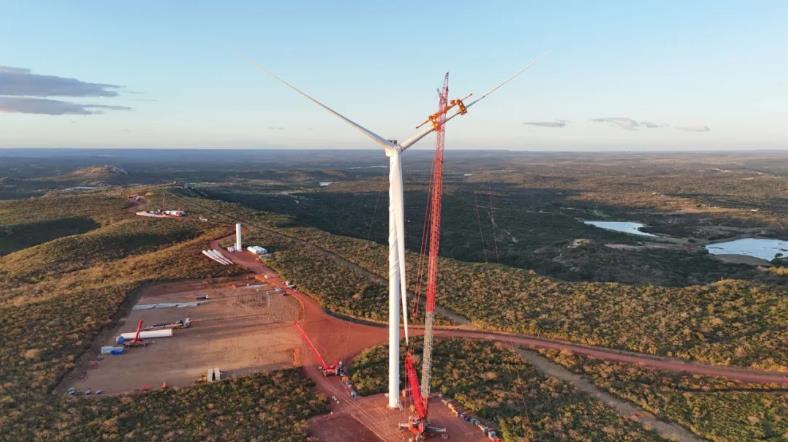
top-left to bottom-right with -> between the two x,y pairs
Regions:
401,73 -> 467,440
419,73 -> 449,402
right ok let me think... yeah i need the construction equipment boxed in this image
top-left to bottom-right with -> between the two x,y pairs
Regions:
144,317 -> 191,330
294,322 -> 341,376
416,93 -> 471,130
120,319 -> 147,347
399,74 -> 452,440
398,353 -> 448,440
254,59 -> 537,407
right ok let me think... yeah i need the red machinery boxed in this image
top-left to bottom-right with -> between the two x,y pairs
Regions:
400,73 -> 463,441
124,319 -> 147,347
398,353 -> 448,439
295,322 -> 341,376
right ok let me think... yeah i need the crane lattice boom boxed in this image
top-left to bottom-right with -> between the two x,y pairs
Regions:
419,73 -> 450,403
402,73 -> 457,440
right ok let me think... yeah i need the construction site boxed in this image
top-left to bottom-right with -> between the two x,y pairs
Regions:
55,68 -> 788,442
214,239 -> 495,441
63,276 -> 301,395
59,233 -> 494,440
58,70 -> 534,440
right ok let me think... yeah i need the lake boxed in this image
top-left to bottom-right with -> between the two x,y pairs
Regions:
584,221 -> 656,237
705,238 -> 788,262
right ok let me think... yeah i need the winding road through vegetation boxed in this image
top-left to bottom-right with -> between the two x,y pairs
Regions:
213,235 -> 788,385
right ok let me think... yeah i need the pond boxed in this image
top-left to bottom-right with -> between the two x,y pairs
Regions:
583,221 -> 656,237
705,238 -> 788,262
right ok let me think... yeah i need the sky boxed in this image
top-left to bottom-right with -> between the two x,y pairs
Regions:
1,1 -> 787,150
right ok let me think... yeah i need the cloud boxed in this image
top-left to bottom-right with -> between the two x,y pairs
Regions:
639,120 -> 667,129
674,125 -> 711,132
524,119 -> 568,128
592,117 -> 708,132
0,65 -> 122,97
591,117 -> 644,131
0,66 -> 130,115
268,126 -> 286,131
0,97 -> 130,115
0,66 -> 30,74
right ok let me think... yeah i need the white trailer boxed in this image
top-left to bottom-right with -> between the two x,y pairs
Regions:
119,329 -> 173,340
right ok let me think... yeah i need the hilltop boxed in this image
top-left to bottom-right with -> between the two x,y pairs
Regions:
63,165 -> 129,186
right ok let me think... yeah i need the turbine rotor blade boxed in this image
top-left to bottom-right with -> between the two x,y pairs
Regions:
390,151 -> 409,342
246,58 -> 396,151
395,189 -> 409,343
464,56 -> 541,108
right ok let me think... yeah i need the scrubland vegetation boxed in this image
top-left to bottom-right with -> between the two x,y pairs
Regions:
0,192 -> 129,226
541,349 -> 788,442
168,189 -> 787,371
256,222 -> 788,371
0,217 -> 201,286
199,150 -> 788,287
0,193 -> 126,254
233,181 -> 784,286
0,190 -> 326,440
764,265 -> 788,277
265,235 -> 390,321
351,338 -> 663,441
0,216 -> 99,255
2,369 -> 327,441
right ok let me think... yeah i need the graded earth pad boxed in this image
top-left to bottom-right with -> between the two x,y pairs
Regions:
65,279 -> 301,394
306,384 -> 489,442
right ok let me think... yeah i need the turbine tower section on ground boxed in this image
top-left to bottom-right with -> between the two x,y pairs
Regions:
235,223 -> 243,251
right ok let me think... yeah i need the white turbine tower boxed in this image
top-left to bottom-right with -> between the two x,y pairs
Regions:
253,61 -> 535,408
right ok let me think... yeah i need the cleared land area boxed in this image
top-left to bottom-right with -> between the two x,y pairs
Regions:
308,391 -> 488,442
64,277 -> 301,394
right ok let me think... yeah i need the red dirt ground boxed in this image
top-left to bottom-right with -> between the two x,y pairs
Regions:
65,278 -> 301,395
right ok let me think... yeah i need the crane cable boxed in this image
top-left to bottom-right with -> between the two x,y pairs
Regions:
487,182 -> 501,264
472,190 -> 489,264
412,161 -> 435,319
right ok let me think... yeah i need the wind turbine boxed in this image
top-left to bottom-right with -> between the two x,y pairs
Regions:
252,60 -> 535,408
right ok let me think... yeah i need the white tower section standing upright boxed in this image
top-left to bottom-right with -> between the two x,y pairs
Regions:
252,60 -> 535,409
386,148 -> 408,408
235,223 -> 243,251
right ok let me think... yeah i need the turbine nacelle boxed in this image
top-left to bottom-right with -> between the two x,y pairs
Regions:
384,144 -> 400,157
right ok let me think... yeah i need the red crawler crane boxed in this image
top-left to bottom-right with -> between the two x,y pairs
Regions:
295,322 -> 341,376
119,319 -> 148,348
131,319 -> 143,345
401,73 -> 467,441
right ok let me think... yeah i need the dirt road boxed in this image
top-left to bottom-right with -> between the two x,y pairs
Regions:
436,330 -> 787,385
212,236 -> 788,386
512,348 -> 703,442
